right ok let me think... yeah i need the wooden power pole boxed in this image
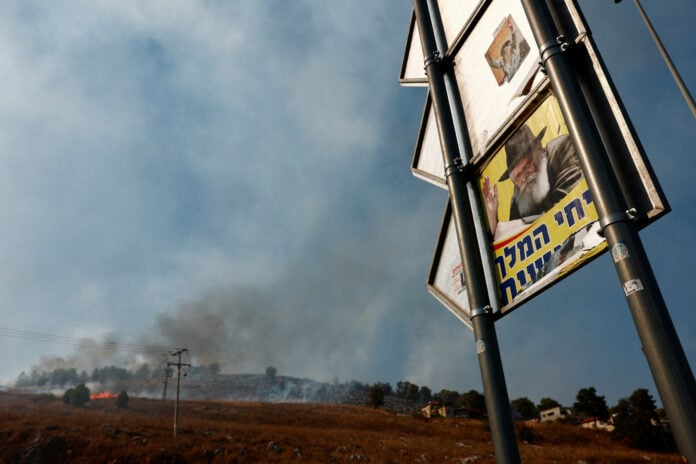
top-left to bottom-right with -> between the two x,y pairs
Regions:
167,349 -> 190,437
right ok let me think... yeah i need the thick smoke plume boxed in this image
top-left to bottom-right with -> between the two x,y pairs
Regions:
22,197 -> 451,389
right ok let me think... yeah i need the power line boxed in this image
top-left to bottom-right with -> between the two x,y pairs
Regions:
0,326 -> 176,356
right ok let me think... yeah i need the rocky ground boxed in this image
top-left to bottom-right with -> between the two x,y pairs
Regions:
0,391 -> 685,463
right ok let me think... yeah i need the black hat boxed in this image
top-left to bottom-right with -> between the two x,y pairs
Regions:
498,125 -> 547,182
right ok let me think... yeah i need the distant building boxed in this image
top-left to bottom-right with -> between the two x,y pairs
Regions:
421,401 -> 471,419
421,401 -> 447,418
539,406 -> 572,423
578,417 -> 615,432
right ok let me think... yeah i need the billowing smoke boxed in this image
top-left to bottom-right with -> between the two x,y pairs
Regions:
155,285 -> 278,369
151,203 -> 442,383
20,194 -> 454,390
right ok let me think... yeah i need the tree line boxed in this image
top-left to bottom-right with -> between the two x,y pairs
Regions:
14,362 -> 222,387
366,381 -> 675,453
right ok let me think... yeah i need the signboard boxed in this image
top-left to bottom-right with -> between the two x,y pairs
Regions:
480,95 -> 605,310
399,13 -> 427,87
427,201 -> 473,329
411,93 -> 447,189
431,95 -> 607,318
407,1 -> 668,223
399,1 -> 488,86
449,1 -> 544,158
407,0 -> 669,325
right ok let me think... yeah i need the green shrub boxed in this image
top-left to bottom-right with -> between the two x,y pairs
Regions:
116,390 -> 129,409
63,383 -> 90,406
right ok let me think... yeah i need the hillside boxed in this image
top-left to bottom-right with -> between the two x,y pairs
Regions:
15,370 -> 375,406
0,391 -> 684,463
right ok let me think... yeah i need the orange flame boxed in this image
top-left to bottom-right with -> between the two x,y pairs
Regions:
90,391 -> 118,400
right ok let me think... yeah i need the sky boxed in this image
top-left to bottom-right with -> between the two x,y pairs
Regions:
0,1 -> 693,410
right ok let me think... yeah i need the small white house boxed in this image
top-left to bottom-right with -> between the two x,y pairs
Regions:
421,401 -> 440,418
539,406 -> 572,423
579,417 -> 615,432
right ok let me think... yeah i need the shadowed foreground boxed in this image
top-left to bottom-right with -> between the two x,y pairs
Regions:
0,391 -> 683,463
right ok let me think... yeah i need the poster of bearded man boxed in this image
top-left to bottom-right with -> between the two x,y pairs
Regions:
479,95 -> 606,309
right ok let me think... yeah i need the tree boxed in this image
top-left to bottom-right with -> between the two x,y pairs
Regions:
396,381 -> 407,397
573,387 -> 609,424
265,366 -> 277,382
457,390 -> 487,418
419,386 -> 432,404
435,389 -> 459,405
404,383 -> 420,402
537,397 -> 561,412
396,381 -> 420,402
116,390 -> 129,409
367,383 -> 385,408
63,383 -> 91,407
66,368 -> 78,385
35,371 -> 47,387
50,368 -> 69,386
611,388 -> 673,451
511,397 -> 538,420
15,371 -> 29,387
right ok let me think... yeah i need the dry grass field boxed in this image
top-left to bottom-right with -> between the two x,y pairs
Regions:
0,391 -> 684,463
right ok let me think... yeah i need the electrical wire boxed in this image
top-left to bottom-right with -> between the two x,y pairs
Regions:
0,326 -> 178,356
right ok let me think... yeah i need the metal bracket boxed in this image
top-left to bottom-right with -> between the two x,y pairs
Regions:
423,49 -> 443,72
599,208 -> 638,235
469,305 -> 492,320
444,157 -> 463,177
423,49 -> 456,74
445,158 -> 475,179
538,35 -> 570,73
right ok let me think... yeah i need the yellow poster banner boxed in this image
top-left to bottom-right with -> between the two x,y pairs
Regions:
479,95 -> 607,309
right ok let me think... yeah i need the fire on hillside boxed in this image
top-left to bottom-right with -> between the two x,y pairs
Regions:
90,391 -> 118,400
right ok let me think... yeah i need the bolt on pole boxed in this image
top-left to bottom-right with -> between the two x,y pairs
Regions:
413,1 -> 520,462
521,1 -> 696,461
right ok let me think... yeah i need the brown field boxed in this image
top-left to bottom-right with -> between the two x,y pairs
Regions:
0,391 -> 684,463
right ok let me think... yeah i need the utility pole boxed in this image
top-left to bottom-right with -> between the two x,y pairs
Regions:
522,2 -> 696,461
161,365 -> 172,403
167,349 -> 190,437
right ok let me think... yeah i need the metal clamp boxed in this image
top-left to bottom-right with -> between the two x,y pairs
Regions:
469,305 -> 492,319
599,208 -> 638,234
539,36 -> 569,69
444,157 -> 464,177
423,49 -> 442,69
445,158 -> 475,179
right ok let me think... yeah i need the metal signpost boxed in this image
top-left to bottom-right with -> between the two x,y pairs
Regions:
413,1 -> 520,461
521,2 -> 696,460
400,0 -> 695,461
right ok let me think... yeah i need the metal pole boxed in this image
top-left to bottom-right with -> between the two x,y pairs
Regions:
413,1 -> 520,462
522,2 -> 696,461
162,367 -> 169,403
617,0 -> 696,118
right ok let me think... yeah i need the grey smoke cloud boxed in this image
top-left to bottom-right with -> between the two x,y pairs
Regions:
2,1 -> 694,411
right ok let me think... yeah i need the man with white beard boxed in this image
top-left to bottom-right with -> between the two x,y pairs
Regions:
483,124 -> 582,240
